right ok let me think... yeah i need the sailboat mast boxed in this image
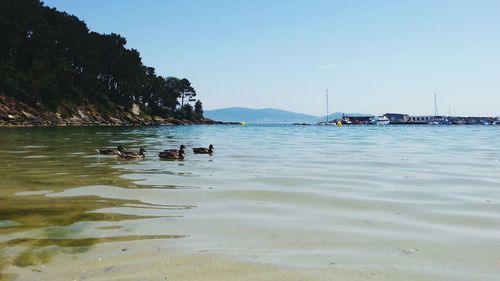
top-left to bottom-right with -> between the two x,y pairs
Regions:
326,89 -> 329,123
434,92 -> 439,116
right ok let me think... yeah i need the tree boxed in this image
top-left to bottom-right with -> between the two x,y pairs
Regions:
180,104 -> 193,120
194,100 -> 203,119
178,78 -> 196,109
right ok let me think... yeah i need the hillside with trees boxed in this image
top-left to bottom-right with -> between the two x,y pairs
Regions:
0,0 -> 209,126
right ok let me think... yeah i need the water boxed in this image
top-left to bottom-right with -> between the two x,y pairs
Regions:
1,125 -> 500,280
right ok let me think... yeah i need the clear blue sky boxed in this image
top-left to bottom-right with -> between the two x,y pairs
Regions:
44,0 -> 500,116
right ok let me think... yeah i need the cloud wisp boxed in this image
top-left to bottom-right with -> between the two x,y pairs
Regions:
319,62 -> 362,70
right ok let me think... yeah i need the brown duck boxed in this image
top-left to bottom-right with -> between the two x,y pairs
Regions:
163,144 -> 186,154
158,147 -> 185,160
117,148 -> 146,159
192,144 -> 214,154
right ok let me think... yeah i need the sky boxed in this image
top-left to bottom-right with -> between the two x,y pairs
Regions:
43,0 -> 500,117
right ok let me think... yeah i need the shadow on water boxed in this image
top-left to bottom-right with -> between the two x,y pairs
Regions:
0,127 -> 192,276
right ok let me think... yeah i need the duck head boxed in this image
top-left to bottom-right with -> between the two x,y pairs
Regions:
139,148 -> 146,155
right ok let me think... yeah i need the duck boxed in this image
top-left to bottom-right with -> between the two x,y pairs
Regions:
158,147 -> 185,160
192,144 -> 214,154
163,144 -> 186,154
117,148 -> 146,159
97,145 -> 127,155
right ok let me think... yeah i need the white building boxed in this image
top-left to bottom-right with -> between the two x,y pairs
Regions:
408,116 -> 434,123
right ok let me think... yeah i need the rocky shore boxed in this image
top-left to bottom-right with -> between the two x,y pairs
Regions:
0,95 -> 233,127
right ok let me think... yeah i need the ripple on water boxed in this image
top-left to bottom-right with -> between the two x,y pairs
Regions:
22,155 -> 49,159
22,145 -> 47,148
15,190 -> 53,196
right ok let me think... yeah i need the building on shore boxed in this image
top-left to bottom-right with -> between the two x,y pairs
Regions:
384,113 -> 410,123
343,115 -> 374,124
408,116 -> 435,123
131,103 -> 140,115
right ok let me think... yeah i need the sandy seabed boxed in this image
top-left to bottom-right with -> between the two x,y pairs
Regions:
2,239 -> 436,281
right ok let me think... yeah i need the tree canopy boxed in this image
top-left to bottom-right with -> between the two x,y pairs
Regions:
0,0 -> 202,119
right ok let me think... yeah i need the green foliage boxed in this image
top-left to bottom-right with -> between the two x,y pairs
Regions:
180,104 -> 194,120
194,100 -> 204,119
0,0 -> 200,118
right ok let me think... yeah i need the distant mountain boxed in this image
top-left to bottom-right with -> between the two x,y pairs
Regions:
204,107 -> 372,124
204,107 -> 319,124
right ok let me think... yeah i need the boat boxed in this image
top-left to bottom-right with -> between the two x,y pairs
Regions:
428,116 -> 449,125
370,116 -> 390,125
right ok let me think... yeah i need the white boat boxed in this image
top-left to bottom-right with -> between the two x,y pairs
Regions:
371,116 -> 390,125
429,116 -> 449,125
317,121 -> 332,126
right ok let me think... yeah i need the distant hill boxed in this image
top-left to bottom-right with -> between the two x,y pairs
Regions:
204,107 -> 318,124
204,107 -> 372,124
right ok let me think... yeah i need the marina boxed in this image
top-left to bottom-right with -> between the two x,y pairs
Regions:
315,114 -> 500,126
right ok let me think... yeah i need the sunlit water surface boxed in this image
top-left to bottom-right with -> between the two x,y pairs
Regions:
1,125 -> 500,280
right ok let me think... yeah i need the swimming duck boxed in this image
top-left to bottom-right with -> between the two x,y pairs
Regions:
163,144 -> 186,154
158,147 -> 185,160
117,148 -> 146,159
192,144 -> 214,154
96,145 -> 127,155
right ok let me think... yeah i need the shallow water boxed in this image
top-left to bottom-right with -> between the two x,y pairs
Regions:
1,125 -> 500,280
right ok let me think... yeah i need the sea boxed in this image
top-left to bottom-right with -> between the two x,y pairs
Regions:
1,125 -> 499,281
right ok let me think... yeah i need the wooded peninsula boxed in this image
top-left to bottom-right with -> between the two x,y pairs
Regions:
0,0 -> 219,126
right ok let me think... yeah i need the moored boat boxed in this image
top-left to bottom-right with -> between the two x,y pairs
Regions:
370,116 -> 390,125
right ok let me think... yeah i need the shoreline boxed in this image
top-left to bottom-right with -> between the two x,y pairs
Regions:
0,95 -> 238,128
0,119 -> 236,128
